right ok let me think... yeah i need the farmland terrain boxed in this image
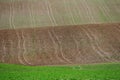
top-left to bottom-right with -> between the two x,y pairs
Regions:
0,23 -> 120,65
0,0 -> 120,29
0,0 -> 120,80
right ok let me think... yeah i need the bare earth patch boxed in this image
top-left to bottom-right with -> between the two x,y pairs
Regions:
0,23 -> 120,66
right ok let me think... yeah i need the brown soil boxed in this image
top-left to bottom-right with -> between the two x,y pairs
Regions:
0,23 -> 120,66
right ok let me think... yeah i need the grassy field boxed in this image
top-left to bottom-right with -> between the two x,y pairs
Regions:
0,63 -> 120,80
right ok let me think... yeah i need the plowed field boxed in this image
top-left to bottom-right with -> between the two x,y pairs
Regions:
0,23 -> 120,65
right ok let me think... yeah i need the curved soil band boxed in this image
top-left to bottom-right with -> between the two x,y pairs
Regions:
0,23 -> 120,66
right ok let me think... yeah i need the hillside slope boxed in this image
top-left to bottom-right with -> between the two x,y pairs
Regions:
0,23 -> 120,65
0,0 -> 120,29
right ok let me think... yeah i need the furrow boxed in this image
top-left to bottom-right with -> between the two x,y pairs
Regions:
9,39 -> 15,63
1,40 -> 6,63
48,30 -> 65,63
17,32 -> 25,65
81,27 -> 109,61
47,0 -> 57,26
52,29 -> 73,64
79,0 -> 91,23
10,0 -> 25,65
114,25 -> 120,44
9,1 -> 12,29
11,0 -> 15,29
72,0 -> 82,21
82,0 -> 95,23
21,31 -> 32,65
29,3 -> 36,27
63,0 -> 76,25
102,0 -> 113,21
8,0 -> 13,63
86,28 -> 117,62
43,39 -> 53,64
44,0 -> 57,26
28,3 -> 34,27
41,41 -> 48,65
71,35 -> 82,58
97,0 -> 112,22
